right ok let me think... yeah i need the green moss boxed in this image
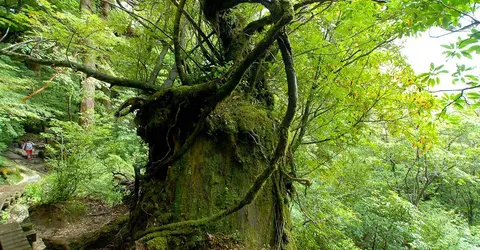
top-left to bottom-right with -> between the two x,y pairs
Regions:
210,98 -> 272,136
64,199 -> 87,218
0,165 -> 22,185
147,236 -> 168,250
215,186 -> 239,209
150,82 -> 215,101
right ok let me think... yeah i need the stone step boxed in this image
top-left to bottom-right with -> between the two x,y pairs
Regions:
0,186 -> 26,211
0,223 -> 31,250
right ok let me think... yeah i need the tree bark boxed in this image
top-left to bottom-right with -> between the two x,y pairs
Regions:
79,55 -> 96,126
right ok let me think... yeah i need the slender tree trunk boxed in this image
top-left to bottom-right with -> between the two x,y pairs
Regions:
79,56 -> 95,126
101,0 -> 110,19
99,1 -> 112,111
79,0 -> 95,127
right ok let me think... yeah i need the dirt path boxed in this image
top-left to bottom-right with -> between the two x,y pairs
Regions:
0,148 -> 44,208
1,147 -> 46,249
5,152 -> 43,185
4,147 -> 48,175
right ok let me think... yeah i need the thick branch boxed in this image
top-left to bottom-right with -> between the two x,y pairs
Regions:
0,49 -> 158,91
215,1 -> 294,100
243,0 -> 331,35
162,64 -> 178,87
277,33 -> 298,145
293,0 -> 331,9
244,16 -> 274,35
173,0 -> 190,85
203,0 -> 270,18
21,70 -> 64,102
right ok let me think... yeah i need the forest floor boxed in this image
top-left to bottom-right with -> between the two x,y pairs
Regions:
29,199 -> 128,248
2,136 -> 128,249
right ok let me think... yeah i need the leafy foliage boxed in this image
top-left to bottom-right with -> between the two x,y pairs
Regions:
37,117 -> 147,204
2,0 -> 480,249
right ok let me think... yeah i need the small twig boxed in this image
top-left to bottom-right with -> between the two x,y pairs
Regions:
293,191 -> 322,230
0,25 -> 10,43
66,32 -> 76,68
3,38 -> 44,51
87,212 -> 110,216
21,68 -> 65,102
112,171 -> 132,180
436,0 -> 480,24
439,91 -> 465,117
282,170 -> 312,186
429,84 -> 480,93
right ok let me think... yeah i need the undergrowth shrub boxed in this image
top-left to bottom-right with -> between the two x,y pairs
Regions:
34,117 -> 147,204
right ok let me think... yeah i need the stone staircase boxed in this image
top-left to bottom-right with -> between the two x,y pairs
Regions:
0,184 -> 26,211
0,222 -> 36,250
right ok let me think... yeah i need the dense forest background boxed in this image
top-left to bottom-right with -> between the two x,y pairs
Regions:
2,0 -> 480,249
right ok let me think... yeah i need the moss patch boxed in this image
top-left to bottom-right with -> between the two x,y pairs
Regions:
0,157 -> 22,185
207,97 -> 273,137
146,236 -> 168,249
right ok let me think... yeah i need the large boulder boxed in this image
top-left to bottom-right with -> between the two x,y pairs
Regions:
9,204 -> 30,223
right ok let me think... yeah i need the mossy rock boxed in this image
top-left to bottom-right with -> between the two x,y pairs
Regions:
0,166 -> 22,185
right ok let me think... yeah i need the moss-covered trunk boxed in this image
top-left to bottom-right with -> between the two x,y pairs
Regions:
131,99 -> 288,249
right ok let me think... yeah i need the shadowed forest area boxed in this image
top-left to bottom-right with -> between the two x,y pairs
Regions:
2,0 -> 480,249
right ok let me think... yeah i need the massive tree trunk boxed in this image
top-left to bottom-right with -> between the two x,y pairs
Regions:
130,100 -> 283,249
125,1 -> 297,249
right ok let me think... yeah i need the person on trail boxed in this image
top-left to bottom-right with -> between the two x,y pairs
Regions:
22,141 -> 34,160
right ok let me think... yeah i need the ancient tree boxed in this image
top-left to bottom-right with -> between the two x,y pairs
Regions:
0,0 -> 387,248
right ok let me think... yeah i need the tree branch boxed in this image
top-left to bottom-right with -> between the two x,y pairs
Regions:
0,50 -> 159,91
0,25 -> 9,43
173,0 -> 190,85
170,0 -> 222,62
429,84 -> 480,93
215,1 -> 294,100
293,0 -> 332,9
334,37 -> 395,73
148,45 -> 169,85
243,0 -> 332,36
